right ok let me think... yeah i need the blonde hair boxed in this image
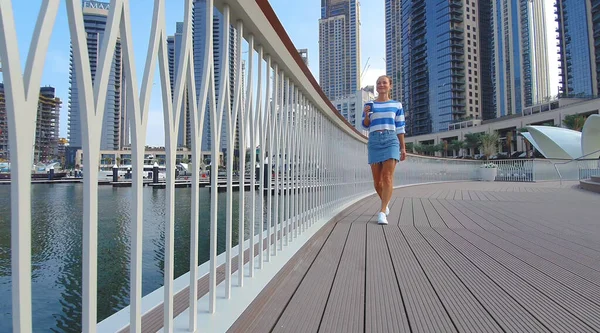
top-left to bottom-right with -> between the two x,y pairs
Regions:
376,75 -> 393,99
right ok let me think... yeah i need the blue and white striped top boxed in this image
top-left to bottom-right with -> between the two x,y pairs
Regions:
361,100 -> 406,134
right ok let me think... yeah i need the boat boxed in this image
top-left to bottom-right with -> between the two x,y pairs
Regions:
0,162 -> 68,180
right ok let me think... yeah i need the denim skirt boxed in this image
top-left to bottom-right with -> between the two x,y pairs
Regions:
368,130 -> 400,164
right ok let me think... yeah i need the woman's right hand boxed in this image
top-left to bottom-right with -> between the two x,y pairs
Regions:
364,105 -> 372,117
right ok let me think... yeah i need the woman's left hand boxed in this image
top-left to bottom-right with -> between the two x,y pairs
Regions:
400,149 -> 407,161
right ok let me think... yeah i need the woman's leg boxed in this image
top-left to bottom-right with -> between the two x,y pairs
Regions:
380,159 -> 397,213
370,163 -> 384,200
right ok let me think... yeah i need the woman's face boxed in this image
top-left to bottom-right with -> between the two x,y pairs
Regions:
376,77 -> 391,97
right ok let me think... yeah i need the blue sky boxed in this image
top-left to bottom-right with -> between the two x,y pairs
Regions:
5,0 -> 557,146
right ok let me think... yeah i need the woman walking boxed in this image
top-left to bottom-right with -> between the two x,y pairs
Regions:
361,75 -> 406,225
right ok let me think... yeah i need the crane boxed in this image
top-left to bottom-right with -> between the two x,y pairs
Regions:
360,57 -> 370,83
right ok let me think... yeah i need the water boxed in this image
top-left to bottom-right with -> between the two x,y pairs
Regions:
0,184 -> 271,332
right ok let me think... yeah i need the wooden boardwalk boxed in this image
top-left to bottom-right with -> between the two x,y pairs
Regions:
229,181 -> 600,333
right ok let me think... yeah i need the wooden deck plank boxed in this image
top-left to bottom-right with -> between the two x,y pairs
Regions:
228,221 -> 337,333
417,227 -> 550,332
272,223 -> 351,333
229,198 -> 376,333
387,197 -> 403,227
421,199 -> 446,228
365,224 -> 411,333
429,199 -> 464,229
437,200 -> 484,230
468,228 -> 600,300
453,228 -> 600,331
437,228 -> 595,332
473,201 -> 600,262
398,197 -> 414,226
495,201 -> 600,248
445,200 -> 502,231
319,224 -> 366,333
484,228 -> 600,285
401,226 -> 503,333
383,227 -> 457,333
413,198 -> 430,227
229,182 -> 600,333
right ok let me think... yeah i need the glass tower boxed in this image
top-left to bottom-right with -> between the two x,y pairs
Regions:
68,0 -> 128,151
319,0 -> 361,101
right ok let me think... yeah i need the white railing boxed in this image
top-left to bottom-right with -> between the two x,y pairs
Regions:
0,0 -> 371,332
491,159 -> 535,182
0,1 -> 482,332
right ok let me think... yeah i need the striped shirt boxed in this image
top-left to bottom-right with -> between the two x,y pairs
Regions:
361,100 -> 406,134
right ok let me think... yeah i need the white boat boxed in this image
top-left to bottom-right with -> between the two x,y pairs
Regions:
98,164 -> 167,181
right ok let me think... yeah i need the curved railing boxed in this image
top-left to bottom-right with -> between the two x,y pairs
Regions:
0,1 -> 481,332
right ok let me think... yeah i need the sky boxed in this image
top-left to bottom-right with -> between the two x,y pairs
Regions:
4,0 -> 559,147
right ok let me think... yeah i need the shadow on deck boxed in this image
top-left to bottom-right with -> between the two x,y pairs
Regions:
229,181 -> 600,333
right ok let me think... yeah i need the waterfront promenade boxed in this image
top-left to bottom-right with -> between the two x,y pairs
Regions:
229,181 -> 600,333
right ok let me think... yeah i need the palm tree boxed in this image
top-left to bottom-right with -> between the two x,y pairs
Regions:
464,132 -> 483,156
505,131 -> 513,155
449,139 -> 465,157
479,132 -> 500,161
413,143 -> 424,155
563,114 -> 587,131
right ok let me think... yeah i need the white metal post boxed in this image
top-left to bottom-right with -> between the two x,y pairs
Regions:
207,0 -> 222,314
0,1 -> 59,332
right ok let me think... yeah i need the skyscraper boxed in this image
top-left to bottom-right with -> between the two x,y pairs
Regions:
556,0 -> 600,97
386,0 -> 550,136
298,48 -> 309,66
492,0 -> 551,117
0,84 -> 61,163
193,0 -> 237,154
68,0 -> 128,151
319,0 -> 361,101
390,0 -> 474,135
35,87 -> 62,163
167,22 -> 191,148
385,0 -> 402,100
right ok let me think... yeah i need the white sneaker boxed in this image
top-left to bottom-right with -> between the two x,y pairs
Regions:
385,205 -> 390,216
377,212 -> 388,225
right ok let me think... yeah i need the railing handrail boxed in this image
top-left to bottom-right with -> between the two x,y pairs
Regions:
553,149 -> 600,185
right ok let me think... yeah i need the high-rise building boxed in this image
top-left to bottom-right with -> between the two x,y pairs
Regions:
0,83 -> 7,161
193,0 -> 237,156
297,48 -> 309,66
167,22 -> 191,148
385,0 -> 402,100
556,0 -> 600,97
386,0 -> 550,136
479,0 -> 496,121
492,0 -> 551,117
391,0 -> 472,136
319,0 -> 360,101
0,83 -> 61,163
332,88 -> 373,136
35,87 -> 62,162
68,0 -> 128,151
